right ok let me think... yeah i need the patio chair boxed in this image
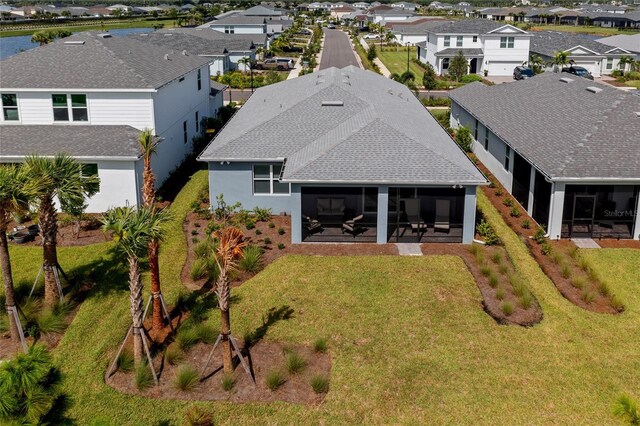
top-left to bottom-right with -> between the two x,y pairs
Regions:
342,214 -> 365,237
403,198 -> 427,235
304,216 -> 323,234
434,199 -> 450,233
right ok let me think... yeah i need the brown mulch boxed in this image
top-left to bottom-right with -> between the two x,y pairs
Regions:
597,239 -> 640,249
107,341 -> 331,405
422,243 -> 542,326
8,216 -> 108,247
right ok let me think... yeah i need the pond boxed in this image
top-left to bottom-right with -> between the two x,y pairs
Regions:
0,27 -> 153,60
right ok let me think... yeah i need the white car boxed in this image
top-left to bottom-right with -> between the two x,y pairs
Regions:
363,33 -> 380,40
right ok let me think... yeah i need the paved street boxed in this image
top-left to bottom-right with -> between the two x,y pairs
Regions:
319,29 -> 359,70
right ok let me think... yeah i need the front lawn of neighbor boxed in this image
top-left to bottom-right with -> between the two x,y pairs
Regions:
528,24 -> 634,36
377,47 -> 425,77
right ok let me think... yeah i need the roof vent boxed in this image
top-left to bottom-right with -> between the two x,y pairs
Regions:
316,79 -> 324,85
635,112 -> 640,118
164,54 -> 170,60
559,77 -> 574,83
586,86 -> 603,94
164,33 -> 173,36
321,100 -> 344,107
342,79 -> 351,85
182,49 -> 188,56
97,33 -> 112,38
64,40 -> 85,45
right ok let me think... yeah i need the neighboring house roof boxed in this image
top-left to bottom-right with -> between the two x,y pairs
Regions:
0,125 -> 144,160
132,29 -> 257,56
530,31 -> 630,57
242,5 -> 283,16
427,19 -> 506,34
199,66 -> 486,185
596,34 -> 640,54
210,15 -> 266,25
392,19 -> 449,34
450,72 -> 640,180
0,32 -> 209,90
210,80 -> 228,94
436,48 -> 484,56
189,26 -> 268,45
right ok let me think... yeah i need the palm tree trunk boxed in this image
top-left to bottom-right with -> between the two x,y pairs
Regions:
39,195 -> 60,307
216,271 -> 233,374
129,255 -> 144,365
148,238 -> 163,331
0,221 -> 20,344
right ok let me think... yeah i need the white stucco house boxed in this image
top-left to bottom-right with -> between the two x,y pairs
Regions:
208,15 -> 267,34
450,73 -> 640,240
415,19 -> 531,76
0,32 -> 213,213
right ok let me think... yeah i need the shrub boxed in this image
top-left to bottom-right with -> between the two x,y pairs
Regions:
502,198 -> 514,207
519,292 -> 533,309
488,274 -> 499,288
611,295 -> 625,312
571,277 -> 586,290
255,229 -> 262,235
533,226 -> 547,244
268,222 -> 275,228
266,370 -> 286,390
194,237 -> 213,259
522,219 -> 531,229
278,243 -> 285,250
495,287 -> 505,301
190,258 -> 209,281
285,352 -> 307,374
222,374 -> 235,392
253,207 -> 272,221
597,281 -> 611,297
310,375 -> 330,394
567,245 -> 579,259
36,309 -> 67,335
277,227 -> 286,235
313,337 -> 328,353
116,349 -> 135,373
173,364 -> 199,391
541,242 -> 553,256
195,323 -> 217,344
245,221 -> 255,230
469,244 -> 481,256
184,405 -> 213,426
501,302 -> 514,316
135,365 -> 154,390
560,264 -> 572,279
480,265 -> 492,277
494,188 -> 504,197
239,245 -> 263,273
476,220 -> 499,245
490,252 -> 501,264
263,237 -> 272,245
488,180 -> 496,189
176,326 -> 200,351
460,74 -> 483,83
455,126 -> 473,152
498,264 -> 508,275
510,206 -> 521,218
166,345 -> 184,366
581,290 -> 596,304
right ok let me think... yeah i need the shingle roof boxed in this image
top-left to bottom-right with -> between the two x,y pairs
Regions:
436,48 -> 484,56
449,72 -> 640,180
596,34 -> 640,54
0,125 -> 144,160
0,31 -> 209,90
427,19 -> 504,34
210,15 -> 266,25
530,31 -> 629,57
131,29 -> 256,56
392,19 -> 450,34
174,27 -> 268,45
199,66 -> 486,185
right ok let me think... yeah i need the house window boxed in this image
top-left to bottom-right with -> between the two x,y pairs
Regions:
197,69 -> 202,90
474,118 -> 478,140
1,94 -> 19,121
606,57 -> 613,70
52,94 -> 69,121
224,25 -> 234,34
81,163 -> 100,191
444,35 -> 450,47
253,164 -> 290,195
442,58 -> 450,70
71,94 -> 88,121
195,111 -> 199,133
500,36 -> 514,48
183,120 -> 188,144
456,35 -> 463,47
504,145 -> 511,171
52,94 -> 87,122
484,126 -> 489,150
472,35 -> 478,42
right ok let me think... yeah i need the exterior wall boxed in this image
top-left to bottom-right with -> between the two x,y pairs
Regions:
152,64 -> 211,186
84,160 -> 140,213
209,24 -> 265,34
482,34 -> 530,76
228,51 -> 256,71
208,162 -> 294,213
634,196 -> 640,240
209,57 -> 227,76
1,91 -> 154,128
462,185 -> 477,243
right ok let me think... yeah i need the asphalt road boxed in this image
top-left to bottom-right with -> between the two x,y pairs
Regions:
319,29 -> 360,70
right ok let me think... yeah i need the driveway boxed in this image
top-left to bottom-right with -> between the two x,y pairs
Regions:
319,29 -> 360,70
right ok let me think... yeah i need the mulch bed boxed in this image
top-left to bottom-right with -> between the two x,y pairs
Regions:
8,215 -> 108,247
473,157 -> 622,314
107,341 -> 331,405
597,239 -> 640,249
422,244 -> 542,326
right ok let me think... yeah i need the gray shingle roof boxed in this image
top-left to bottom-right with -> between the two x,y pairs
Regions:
427,19 -> 505,34
0,31 -> 210,90
131,29 -> 256,56
436,48 -> 484,56
530,31 -> 630,57
392,19 -> 451,35
210,15 -> 266,25
168,27 -> 268,46
0,125 -> 144,159
596,34 -> 640,54
449,72 -> 640,180
199,66 -> 486,185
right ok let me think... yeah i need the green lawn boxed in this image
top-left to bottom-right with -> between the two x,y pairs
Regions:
2,176 -> 639,424
0,19 -> 178,37
528,24 -> 636,36
377,47 -> 425,77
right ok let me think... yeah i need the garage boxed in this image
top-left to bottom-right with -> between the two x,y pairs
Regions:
570,59 -> 602,77
486,61 -> 522,77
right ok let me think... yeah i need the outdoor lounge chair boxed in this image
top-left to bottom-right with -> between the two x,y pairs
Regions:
304,216 -> 323,234
402,198 -> 427,235
434,199 -> 450,233
342,214 -> 365,237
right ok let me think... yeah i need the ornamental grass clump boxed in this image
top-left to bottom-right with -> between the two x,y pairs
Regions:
310,375 -> 330,394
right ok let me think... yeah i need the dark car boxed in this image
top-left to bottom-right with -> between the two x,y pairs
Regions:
513,66 -> 534,80
562,66 -> 594,80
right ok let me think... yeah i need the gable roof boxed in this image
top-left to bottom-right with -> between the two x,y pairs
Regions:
450,72 -> 640,180
596,34 -> 640,54
199,66 -> 486,185
132,29 -> 257,56
242,4 -> 283,16
210,15 -> 266,25
427,19 -> 514,35
530,31 -> 631,57
0,31 -> 209,90
0,125 -> 144,160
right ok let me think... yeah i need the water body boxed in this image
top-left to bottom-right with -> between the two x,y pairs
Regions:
0,27 -> 153,60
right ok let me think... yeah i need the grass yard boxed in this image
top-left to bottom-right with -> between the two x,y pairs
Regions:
2,174 -> 639,424
377,47 -> 425,78
528,24 -> 637,36
0,19 -> 178,37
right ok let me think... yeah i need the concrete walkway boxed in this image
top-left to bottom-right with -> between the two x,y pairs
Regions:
287,56 -> 303,80
359,38 -> 391,77
572,238 -> 601,249
396,243 -> 423,256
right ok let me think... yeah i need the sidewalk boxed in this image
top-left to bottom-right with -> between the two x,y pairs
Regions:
287,57 -> 303,80
359,37 -> 391,77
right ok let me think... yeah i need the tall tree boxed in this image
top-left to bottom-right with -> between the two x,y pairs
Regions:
101,206 -> 171,364
552,50 -> 570,72
25,155 -> 99,307
0,165 -> 40,346
212,226 -> 247,374
422,62 -> 438,91
448,51 -> 468,82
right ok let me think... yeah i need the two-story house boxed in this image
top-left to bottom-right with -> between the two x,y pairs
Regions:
208,15 -> 268,34
415,19 -> 531,76
0,32 -> 212,212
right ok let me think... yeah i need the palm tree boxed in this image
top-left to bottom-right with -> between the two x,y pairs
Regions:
551,50 -> 569,72
138,130 -> 165,332
619,55 -> 634,75
613,395 -> 640,425
0,164 -> 41,348
212,226 -> 247,374
527,54 -> 544,74
101,206 -> 171,365
25,155 -> 99,307
237,56 -> 252,74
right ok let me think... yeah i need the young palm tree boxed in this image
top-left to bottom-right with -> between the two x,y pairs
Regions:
552,50 -> 570,72
101,206 -> 171,365
613,395 -> 640,425
619,55 -> 634,75
0,164 -> 40,346
138,130 -> 164,332
25,155 -> 99,307
212,226 -> 247,374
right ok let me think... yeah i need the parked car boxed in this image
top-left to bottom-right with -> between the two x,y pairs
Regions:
327,23 -> 336,29
513,66 -> 534,80
562,66 -> 594,80
363,33 -> 380,40
253,57 -> 294,71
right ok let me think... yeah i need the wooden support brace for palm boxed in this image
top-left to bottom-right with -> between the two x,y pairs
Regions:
28,263 -> 66,303
6,305 -> 28,353
200,331 -> 255,385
